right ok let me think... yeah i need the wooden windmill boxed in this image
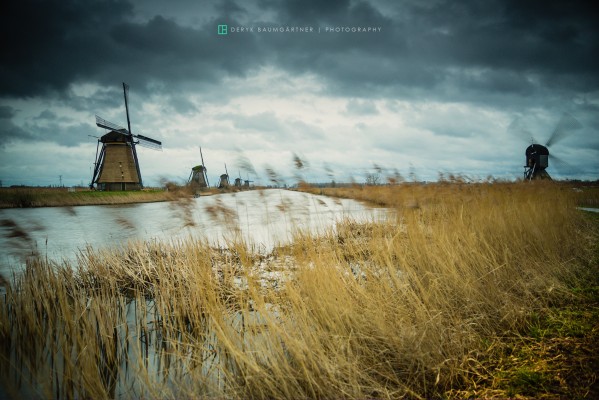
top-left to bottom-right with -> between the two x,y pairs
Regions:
90,83 -> 162,191
218,163 -> 230,188
188,147 -> 210,189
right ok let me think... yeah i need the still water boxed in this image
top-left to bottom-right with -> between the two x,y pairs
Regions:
0,189 -> 388,277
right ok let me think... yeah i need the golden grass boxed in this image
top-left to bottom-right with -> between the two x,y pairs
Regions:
0,185 -> 229,208
0,187 -> 172,208
0,182 -> 597,398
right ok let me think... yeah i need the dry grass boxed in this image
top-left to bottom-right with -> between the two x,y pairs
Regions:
0,185 -> 230,208
0,187 -> 172,208
0,182 -> 597,398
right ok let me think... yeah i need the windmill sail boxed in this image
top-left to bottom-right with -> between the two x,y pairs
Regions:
96,115 -> 126,132
96,116 -> 162,149
134,134 -> 162,150
545,112 -> 582,147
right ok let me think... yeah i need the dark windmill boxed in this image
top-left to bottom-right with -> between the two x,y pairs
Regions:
512,113 -> 582,181
90,83 -> 162,191
188,147 -> 210,189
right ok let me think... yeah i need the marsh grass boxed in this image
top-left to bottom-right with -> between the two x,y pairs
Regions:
1,182 -> 597,398
0,184 -> 248,209
0,187 -> 177,208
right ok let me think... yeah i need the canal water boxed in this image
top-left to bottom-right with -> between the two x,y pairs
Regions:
0,189 -> 388,277
0,189 -> 391,398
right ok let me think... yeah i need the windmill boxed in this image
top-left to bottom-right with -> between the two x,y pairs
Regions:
510,112 -> 581,181
218,163 -> 230,188
188,147 -> 210,189
244,176 -> 254,189
90,83 -> 162,191
234,171 -> 253,189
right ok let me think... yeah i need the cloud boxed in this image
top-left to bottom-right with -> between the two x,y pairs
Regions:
0,106 -> 35,146
2,0 -> 598,105
0,0 -> 598,184
345,99 -> 378,115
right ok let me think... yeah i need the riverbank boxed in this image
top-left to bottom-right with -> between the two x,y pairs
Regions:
0,186 -> 224,208
1,182 -> 597,398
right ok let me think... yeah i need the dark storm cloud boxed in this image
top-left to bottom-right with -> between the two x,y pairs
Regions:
0,106 -> 35,146
0,105 -> 95,147
34,110 -> 59,121
0,0 -> 263,98
248,0 -> 598,101
1,0 -> 133,97
2,0 -> 597,102
404,0 -> 599,90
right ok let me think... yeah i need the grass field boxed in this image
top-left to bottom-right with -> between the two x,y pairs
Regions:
0,181 -> 597,398
0,185 -> 226,208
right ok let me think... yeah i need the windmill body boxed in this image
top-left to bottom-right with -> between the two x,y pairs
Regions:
187,147 -> 210,190
524,143 -> 551,180
90,83 -> 162,191
94,130 -> 142,190
189,165 -> 208,188
218,163 -> 230,189
219,174 -> 230,188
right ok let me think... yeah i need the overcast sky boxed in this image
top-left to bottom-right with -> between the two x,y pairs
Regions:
1,0 -> 598,187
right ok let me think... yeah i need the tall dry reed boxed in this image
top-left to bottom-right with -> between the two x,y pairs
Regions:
0,182 -> 595,398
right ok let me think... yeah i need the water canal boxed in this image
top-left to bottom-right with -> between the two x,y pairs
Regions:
0,189 -> 389,277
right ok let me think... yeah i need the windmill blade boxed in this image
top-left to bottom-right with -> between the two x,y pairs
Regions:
95,115 -> 127,133
133,133 -> 162,150
545,112 -> 582,147
123,82 -> 132,134
507,116 -> 536,143
549,153 -> 576,176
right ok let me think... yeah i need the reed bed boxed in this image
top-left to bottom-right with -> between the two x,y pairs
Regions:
0,182 -> 597,398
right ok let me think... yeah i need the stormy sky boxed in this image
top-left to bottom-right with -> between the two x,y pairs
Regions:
1,0 -> 598,187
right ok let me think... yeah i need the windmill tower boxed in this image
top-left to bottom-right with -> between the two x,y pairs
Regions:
188,147 -> 209,189
90,83 -> 162,191
520,113 -> 581,181
218,163 -> 230,188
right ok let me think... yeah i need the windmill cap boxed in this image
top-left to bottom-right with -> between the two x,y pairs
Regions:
526,144 -> 549,156
100,130 -> 131,143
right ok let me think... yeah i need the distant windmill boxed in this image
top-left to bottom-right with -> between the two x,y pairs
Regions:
233,171 -> 253,189
90,83 -> 162,191
510,112 -> 582,180
218,163 -> 230,188
188,147 -> 210,189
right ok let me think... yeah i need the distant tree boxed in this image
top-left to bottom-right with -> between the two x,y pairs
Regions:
365,173 -> 381,186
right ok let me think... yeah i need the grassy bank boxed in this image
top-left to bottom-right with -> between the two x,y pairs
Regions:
0,186 -> 225,208
299,180 -> 599,209
1,182 -> 597,398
